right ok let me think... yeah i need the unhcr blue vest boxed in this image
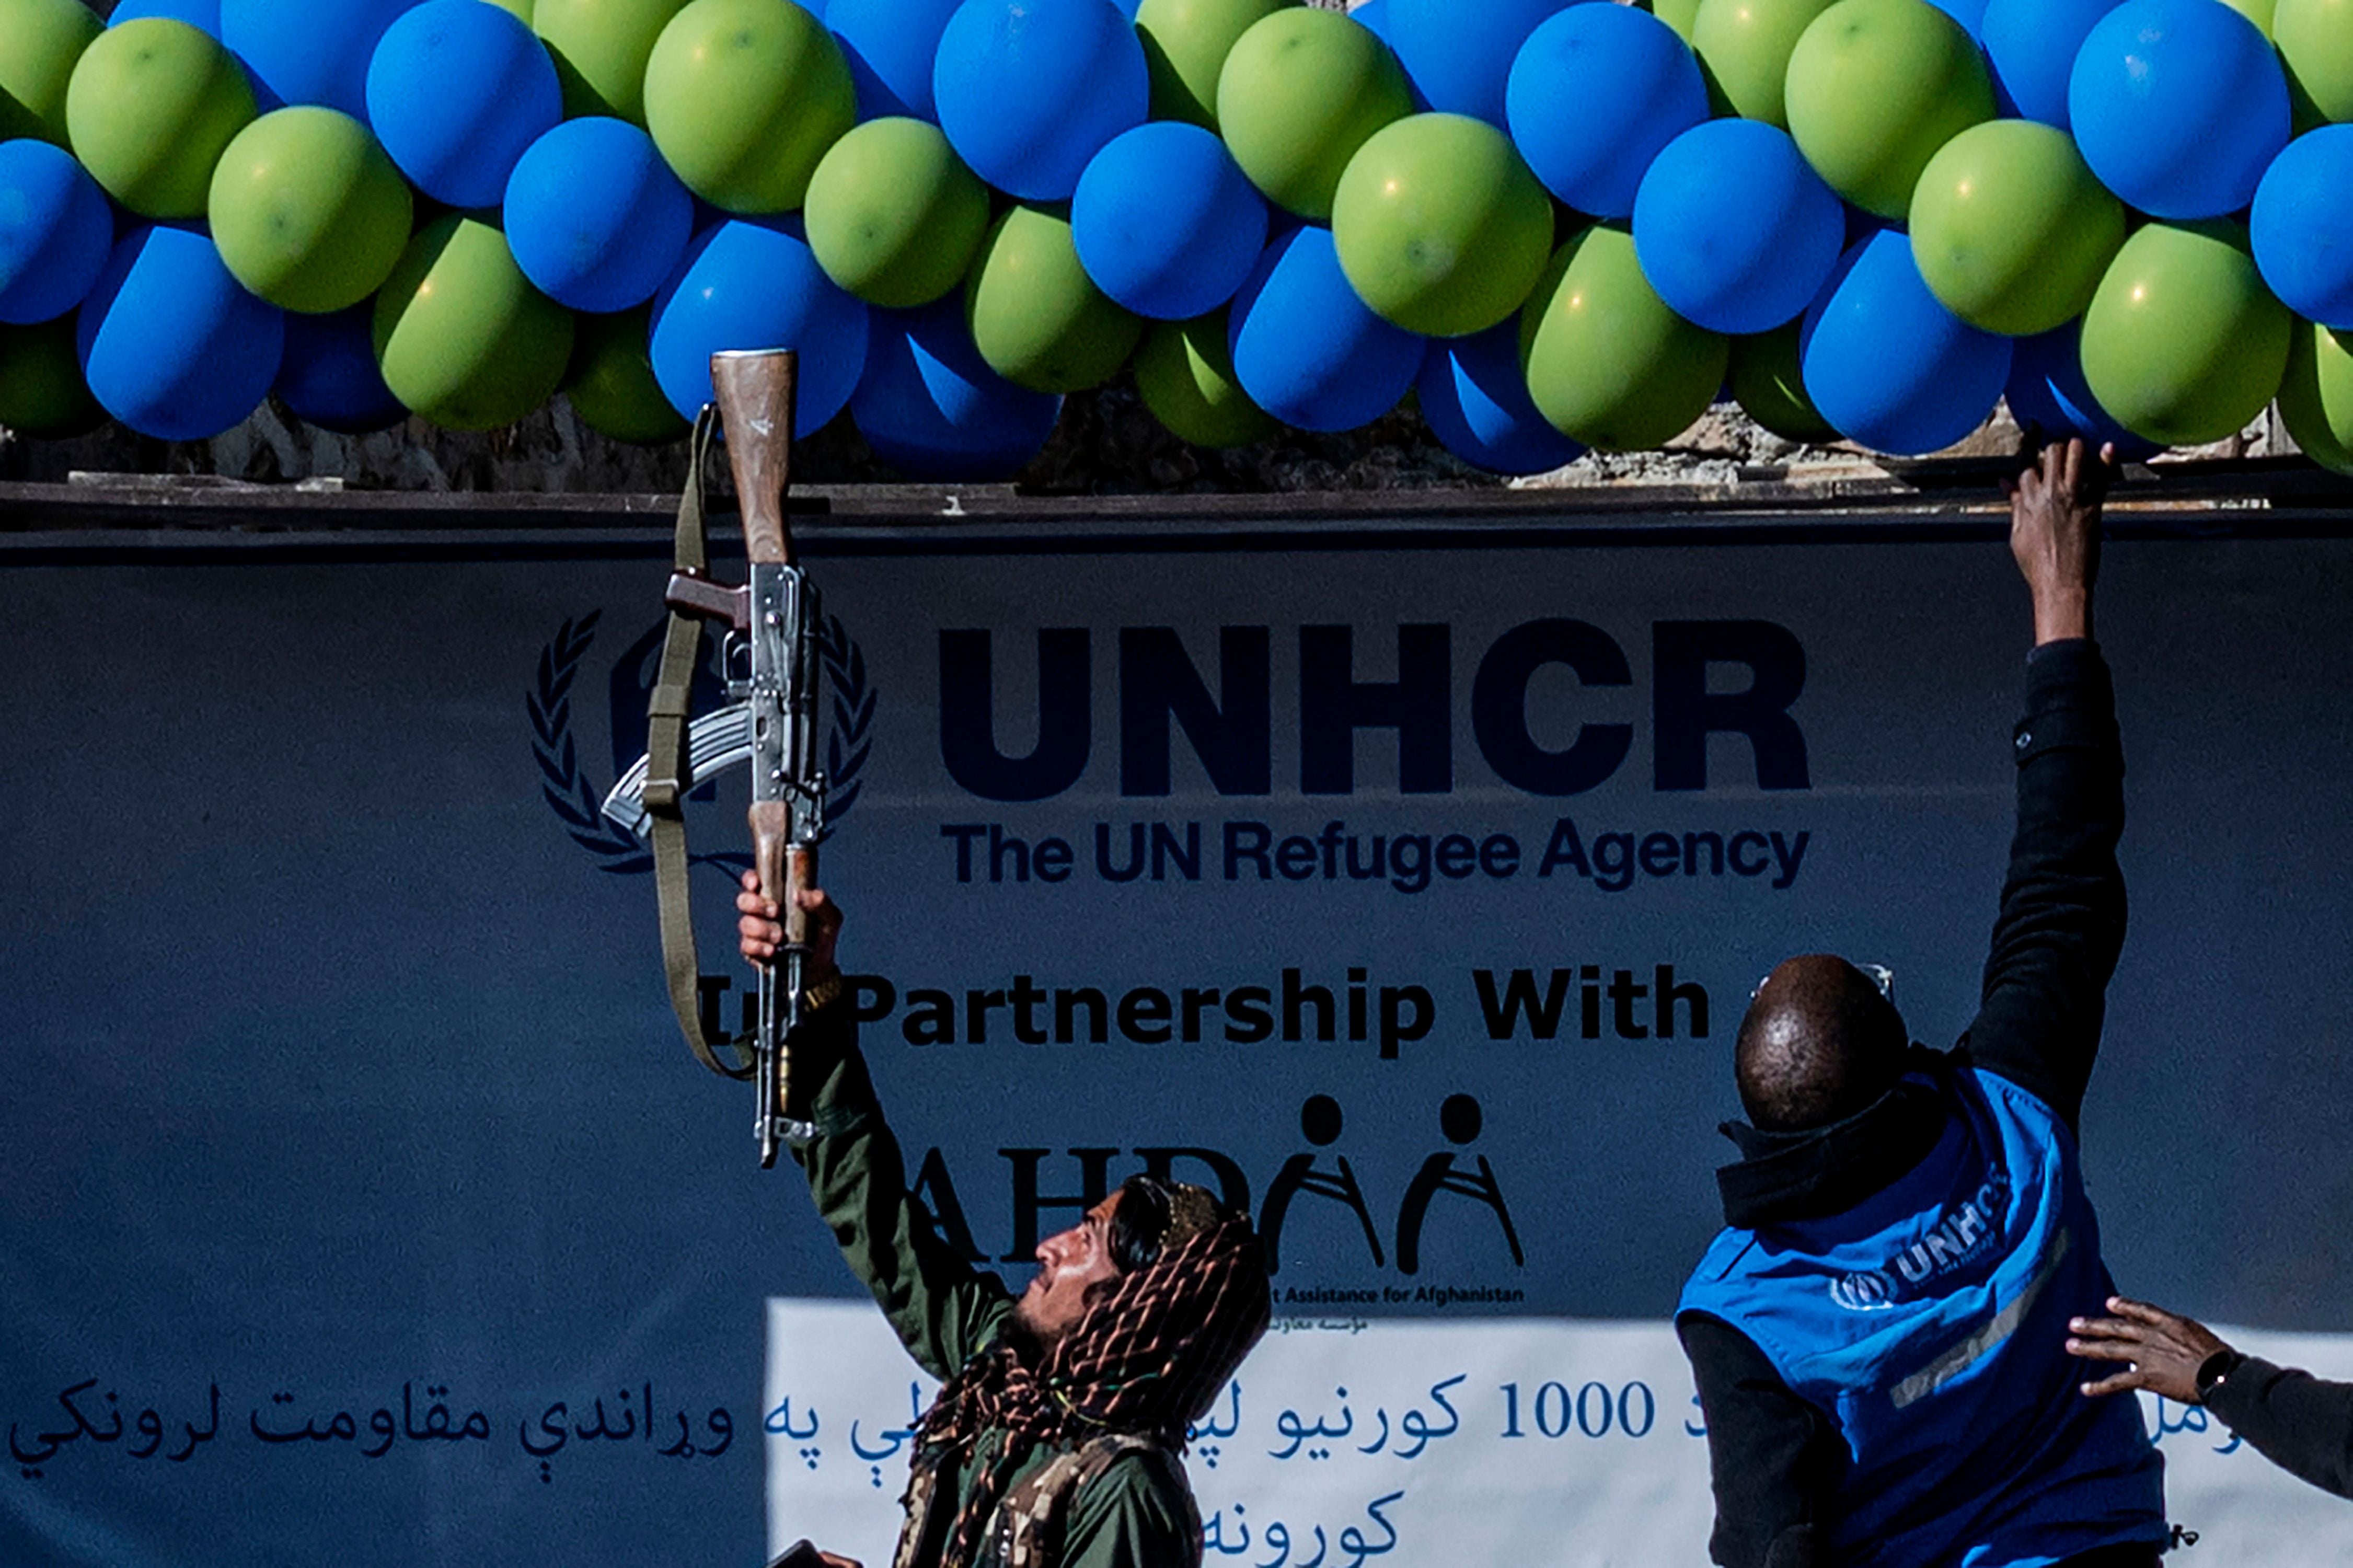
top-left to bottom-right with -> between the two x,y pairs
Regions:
1680,1066 -> 2165,1568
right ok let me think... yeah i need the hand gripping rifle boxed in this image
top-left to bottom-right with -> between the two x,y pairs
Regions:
603,349 -> 824,1168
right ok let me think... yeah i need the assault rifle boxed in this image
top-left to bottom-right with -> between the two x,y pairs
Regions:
603,349 -> 824,1168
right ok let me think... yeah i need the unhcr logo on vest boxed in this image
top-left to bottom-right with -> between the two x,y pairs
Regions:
1828,1175 -> 2012,1312
1831,1269 -> 1898,1311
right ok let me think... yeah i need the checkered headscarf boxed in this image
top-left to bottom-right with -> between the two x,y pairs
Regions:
915,1198 -> 1272,1565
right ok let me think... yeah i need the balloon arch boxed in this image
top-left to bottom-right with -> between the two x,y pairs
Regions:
3,0 -> 2352,478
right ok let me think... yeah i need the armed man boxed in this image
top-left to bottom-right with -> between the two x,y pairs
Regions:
739,879 -> 1272,1568
1676,439 -> 2171,1568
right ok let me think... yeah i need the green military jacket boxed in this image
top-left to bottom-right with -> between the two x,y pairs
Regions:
791,1020 -> 1200,1568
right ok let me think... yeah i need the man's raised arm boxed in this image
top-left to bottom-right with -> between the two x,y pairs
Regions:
1961,439 -> 2126,1132
740,879 -> 1012,1382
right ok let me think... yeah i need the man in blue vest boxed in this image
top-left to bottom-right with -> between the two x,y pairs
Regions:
1677,437 -> 2169,1568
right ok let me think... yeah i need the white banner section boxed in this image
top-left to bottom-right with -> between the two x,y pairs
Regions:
766,1304 -> 2353,1566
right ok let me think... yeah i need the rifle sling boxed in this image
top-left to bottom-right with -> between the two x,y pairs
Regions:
648,407 -> 753,1082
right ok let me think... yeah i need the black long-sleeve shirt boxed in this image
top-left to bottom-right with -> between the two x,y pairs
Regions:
2203,1354 -> 2353,1501
1680,639 -> 2140,1568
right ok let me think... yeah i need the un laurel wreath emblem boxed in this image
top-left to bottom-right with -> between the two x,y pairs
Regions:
529,609 -> 876,875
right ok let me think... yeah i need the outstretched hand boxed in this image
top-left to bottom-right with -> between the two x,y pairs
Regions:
2067,1296 -> 2232,1404
736,873 -> 843,982
2007,436 -> 2116,646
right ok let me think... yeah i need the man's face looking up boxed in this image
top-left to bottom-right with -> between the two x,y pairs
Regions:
1013,1189 -> 1125,1348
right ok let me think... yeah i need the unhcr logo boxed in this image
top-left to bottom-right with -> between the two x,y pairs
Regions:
1826,1175 -> 2012,1313
1831,1269 -> 1898,1312
530,609 -> 875,874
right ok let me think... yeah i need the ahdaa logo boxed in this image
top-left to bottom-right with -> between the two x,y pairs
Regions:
529,609 -> 875,874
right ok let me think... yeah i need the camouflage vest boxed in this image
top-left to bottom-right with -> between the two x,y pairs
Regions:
892,1433 -> 1198,1568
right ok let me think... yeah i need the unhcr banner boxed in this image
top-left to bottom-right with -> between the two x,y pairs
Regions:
6,513 -> 2353,1564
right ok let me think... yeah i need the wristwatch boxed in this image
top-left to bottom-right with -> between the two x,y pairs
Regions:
803,972 -> 845,1014
2195,1348 -> 2245,1401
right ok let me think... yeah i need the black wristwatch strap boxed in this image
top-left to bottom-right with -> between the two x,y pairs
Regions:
2195,1348 -> 2246,1401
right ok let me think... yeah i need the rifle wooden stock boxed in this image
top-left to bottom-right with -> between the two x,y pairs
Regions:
712,349 -> 799,566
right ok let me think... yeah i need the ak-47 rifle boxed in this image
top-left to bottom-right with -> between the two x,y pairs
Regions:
604,349 -> 825,1168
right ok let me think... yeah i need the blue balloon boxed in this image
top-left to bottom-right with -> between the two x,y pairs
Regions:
853,295 -> 1062,479
2069,0 -> 2288,220
1506,4 -> 1705,219
2005,322 -> 2160,462
827,0 -> 962,120
1415,320 -> 1581,476
113,0 -> 225,39
649,217 -> 869,433
1344,0 -> 1435,112
1800,229 -> 2009,456
505,118 -> 692,314
76,224 -> 283,440
1383,0 -> 1573,126
0,141 -> 116,326
1227,223 -> 1421,432
933,0 -> 1148,201
1981,0 -> 2115,126
222,0 -> 415,118
276,303 -> 406,432
365,0 -> 561,209
1633,119 -> 1843,337
2253,128 -> 2353,331
1071,123 -> 1266,321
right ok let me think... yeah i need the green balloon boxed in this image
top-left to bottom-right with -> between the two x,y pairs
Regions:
2277,0 -> 2353,126
0,314 -> 103,436
1646,0 -> 1704,44
564,306 -> 687,444
1519,223 -> 1727,451
1135,310 -> 1275,447
65,18 -> 255,218
2080,220 -> 2290,448
534,0 -> 687,123
1731,321 -> 1832,443
1784,0 -> 1994,218
1332,112 -> 1552,339
1909,120 -> 2123,338
208,108 -> 412,315
1690,0 -> 1836,125
373,215 -> 575,431
2278,318 -> 2353,474
804,118 -> 989,309
2220,0 -> 2276,35
643,0 -> 854,213
1217,7 -> 1413,219
1136,0 -> 1294,129
965,204 -> 1144,395
483,0 -> 533,21
0,0 -> 101,145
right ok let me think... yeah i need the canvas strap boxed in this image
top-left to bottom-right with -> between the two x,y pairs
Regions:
645,406 -> 752,1081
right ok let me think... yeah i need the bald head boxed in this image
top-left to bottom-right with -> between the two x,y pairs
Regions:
1735,955 -> 1909,1132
